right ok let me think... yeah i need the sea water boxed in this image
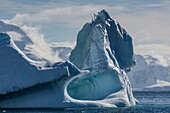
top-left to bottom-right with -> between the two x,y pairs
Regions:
1,91 -> 170,113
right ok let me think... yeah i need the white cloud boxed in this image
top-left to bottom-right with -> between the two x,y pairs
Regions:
114,11 -> 170,46
143,3 -> 166,7
49,41 -> 76,49
3,23 -> 62,62
3,2 -> 170,57
7,13 -> 29,26
8,5 -> 127,27
135,44 -> 170,56
135,44 -> 170,67
21,25 -> 62,62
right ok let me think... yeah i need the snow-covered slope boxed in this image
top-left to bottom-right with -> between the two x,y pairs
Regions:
128,54 -> 170,90
69,10 -> 136,107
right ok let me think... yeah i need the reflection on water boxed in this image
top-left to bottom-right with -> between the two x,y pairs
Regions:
1,91 -> 170,113
134,91 -> 170,104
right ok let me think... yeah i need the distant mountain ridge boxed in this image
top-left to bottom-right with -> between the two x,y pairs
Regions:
128,54 -> 170,90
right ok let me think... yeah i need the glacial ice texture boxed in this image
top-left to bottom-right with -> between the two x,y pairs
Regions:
69,10 -> 136,107
0,10 -> 136,108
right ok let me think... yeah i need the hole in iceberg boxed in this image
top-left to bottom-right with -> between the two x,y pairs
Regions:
67,70 -> 123,100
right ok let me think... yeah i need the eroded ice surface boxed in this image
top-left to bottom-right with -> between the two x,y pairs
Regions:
67,70 -> 122,100
69,10 -> 136,107
0,10 -> 136,108
0,33 -> 79,95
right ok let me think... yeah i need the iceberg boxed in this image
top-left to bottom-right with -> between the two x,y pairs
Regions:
69,10 -> 136,107
0,10 -> 136,108
0,33 -> 80,95
70,10 -> 135,72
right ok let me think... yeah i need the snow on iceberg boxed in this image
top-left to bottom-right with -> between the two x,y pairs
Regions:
70,10 -> 135,72
69,10 -> 136,107
0,33 -> 79,95
0,10 -> 136,108
0,33 -> 117,108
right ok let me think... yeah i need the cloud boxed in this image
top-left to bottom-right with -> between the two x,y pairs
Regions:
135,44 -> 170,66
7,4 -> 128,27
5,13 -> 29,26
114,10 -> 170,56
114,11 -> 170,46
142,3 -> 166,8
3,22 -> 62,62
3,1 -> 170,57
49,41 -> 76,49
21,25 -> 62,62
135,44 -> 170,56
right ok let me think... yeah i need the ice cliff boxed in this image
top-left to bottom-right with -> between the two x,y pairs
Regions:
70,10 -> 135,72
69,10 -> 136,107
0,10 -> 136,108
0,33 -> 80,95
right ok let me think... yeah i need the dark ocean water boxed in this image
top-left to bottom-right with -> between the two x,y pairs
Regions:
1,91 -> 170,113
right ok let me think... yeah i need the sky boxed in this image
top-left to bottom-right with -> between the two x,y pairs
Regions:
0,0 -> 170,55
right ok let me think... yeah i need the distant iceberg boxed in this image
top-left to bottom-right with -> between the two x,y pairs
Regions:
0,10 -> 136,108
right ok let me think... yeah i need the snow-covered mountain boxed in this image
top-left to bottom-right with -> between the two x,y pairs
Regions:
128,54 -> 170,90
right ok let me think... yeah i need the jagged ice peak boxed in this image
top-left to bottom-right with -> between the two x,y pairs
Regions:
70,10 -> 135,72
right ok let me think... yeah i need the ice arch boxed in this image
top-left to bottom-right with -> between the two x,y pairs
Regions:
67,70 -> 122,100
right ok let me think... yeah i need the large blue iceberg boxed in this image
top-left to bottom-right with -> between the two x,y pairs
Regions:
0,10 -> 136,108
69,10 -> 136,107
